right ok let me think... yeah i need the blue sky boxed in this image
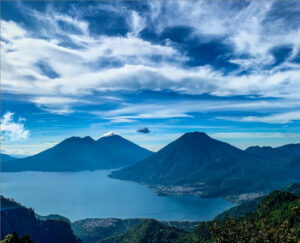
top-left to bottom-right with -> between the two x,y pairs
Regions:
1,0 -> 300,156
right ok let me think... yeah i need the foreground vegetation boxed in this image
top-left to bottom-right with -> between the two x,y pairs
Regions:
0,232 -> 33,243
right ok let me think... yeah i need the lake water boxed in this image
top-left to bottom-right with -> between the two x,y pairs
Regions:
1,170 -> 234,222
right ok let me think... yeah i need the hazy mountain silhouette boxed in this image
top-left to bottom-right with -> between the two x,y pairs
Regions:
97,132 -> 153,166
1,133 -> 152,172
1,153 -> 17,162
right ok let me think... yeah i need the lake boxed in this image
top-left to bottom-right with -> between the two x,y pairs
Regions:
1,170 -> 234,222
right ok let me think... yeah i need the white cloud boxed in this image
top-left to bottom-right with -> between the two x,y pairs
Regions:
241,111 -> 300,124
89,98 -> 300,123
128,11 -> 146,37
211,132 -> 300,139
1,143 -> 57,156
1,112 -> 30,142
1,2 -> 300,121
1,20 -> 26,40
2,17 -> 300,100
148,1 -> 300,70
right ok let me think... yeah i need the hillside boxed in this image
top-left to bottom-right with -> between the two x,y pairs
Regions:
215,182 -> 300,220
0,196 -> 81,243
72,218 -> 141,243
203,191 -> 300,242
98,219 -> 188,243
72,218 -> 199,243
245,144 -> 300,171
1,134 -> 152,172
276,143 -> 300,157
110,132 -> 288,197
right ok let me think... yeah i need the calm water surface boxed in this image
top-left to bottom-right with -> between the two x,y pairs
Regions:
1,170 -> 234,222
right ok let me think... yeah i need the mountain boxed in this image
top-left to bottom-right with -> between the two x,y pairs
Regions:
245,146 -> 289,161
245,144 -> 300,169
1,133 -> 152,172
276,143 -> 300,157
1,153 -> 16,162
110,131 -> 281,197
97,132 -> 153,166
36,214 -> 71,224
1,136 -> 115,172
245,144 -> 300,179
99,219 -> 188,243
0,196 -> 81,243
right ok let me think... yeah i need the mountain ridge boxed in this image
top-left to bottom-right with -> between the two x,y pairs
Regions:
110,131 -> 298,198
1,133 -> 152,172
1,153 -> 17,162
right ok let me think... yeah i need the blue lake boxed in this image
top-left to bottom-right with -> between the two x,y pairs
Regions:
1,170 -> 234,222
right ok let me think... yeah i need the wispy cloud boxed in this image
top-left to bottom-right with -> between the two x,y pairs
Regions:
241,111 -> 300,124
90,98 -> 300,123
1,1 -> 300,128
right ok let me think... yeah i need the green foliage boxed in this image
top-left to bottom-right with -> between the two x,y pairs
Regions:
215,196 -> 263,220
1,232 -> 33,243
208,191 -> 300,243
282,183 -> 300,197
99,219 -> 189,243
192,222 -> 213,242
210,217 -> 299,243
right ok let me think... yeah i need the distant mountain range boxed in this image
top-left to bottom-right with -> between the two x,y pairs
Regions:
245,144 -> 300,168
1,153 -> 17,162
110,131 -> 300,198
1,133 -> 152,172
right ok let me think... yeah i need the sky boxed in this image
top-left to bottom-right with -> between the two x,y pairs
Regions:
1,0 -> 300,156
